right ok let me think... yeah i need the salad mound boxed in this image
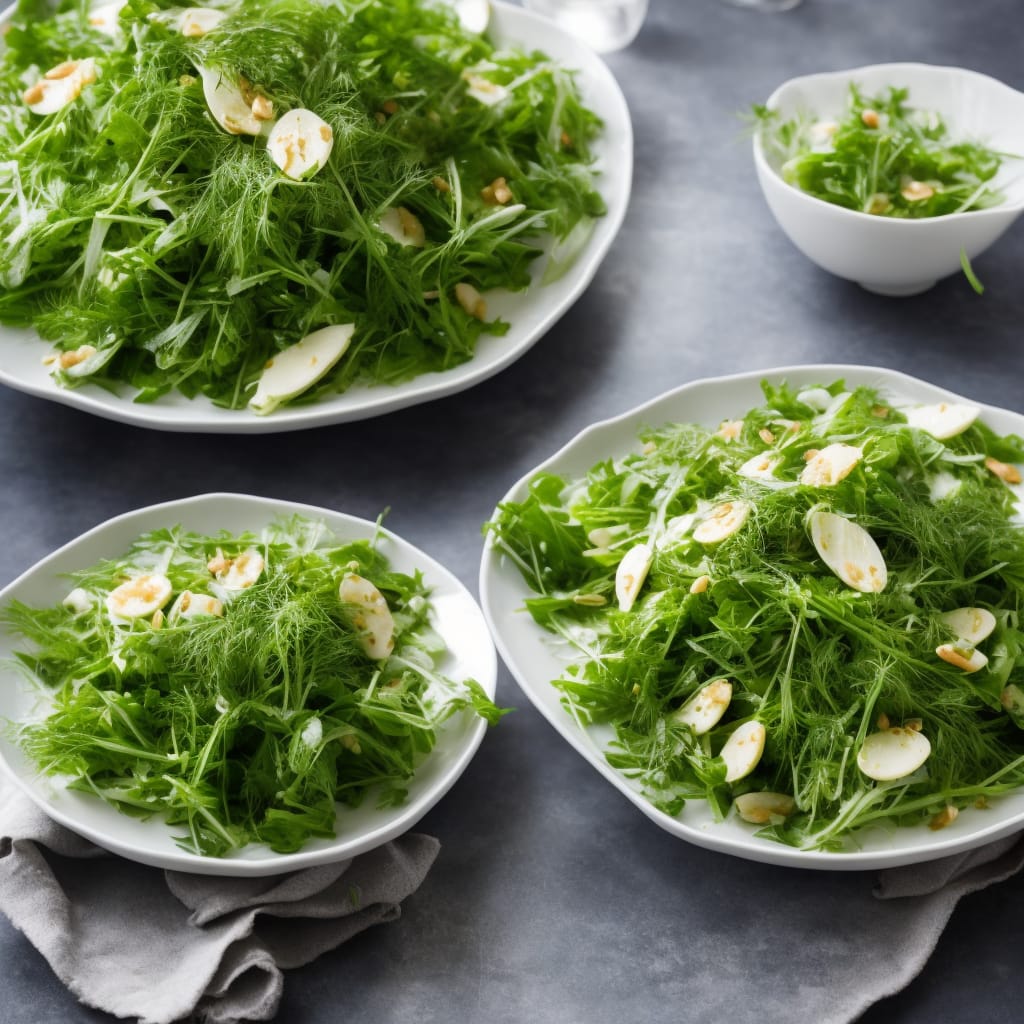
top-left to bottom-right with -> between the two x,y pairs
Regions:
756,84 -> 1006,219
487,381 -> 1024,851
3,516 -> 504,856
0,0 -> 605,411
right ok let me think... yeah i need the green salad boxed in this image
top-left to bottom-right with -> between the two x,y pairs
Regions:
756,84 -> 1006,219
487,381 -> 1024,851
0,0 -> 604,412
3,516 -> 504,855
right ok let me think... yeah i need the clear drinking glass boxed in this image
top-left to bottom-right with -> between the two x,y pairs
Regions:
522,0 -> 649,53
720,0 -> 803,11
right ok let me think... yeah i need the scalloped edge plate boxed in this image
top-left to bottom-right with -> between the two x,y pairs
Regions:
0,493 -> 497,875
0,1 -> 632,433
480,364 -> 1024,870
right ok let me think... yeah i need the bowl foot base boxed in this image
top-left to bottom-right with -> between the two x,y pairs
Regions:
858,279 -> 936,297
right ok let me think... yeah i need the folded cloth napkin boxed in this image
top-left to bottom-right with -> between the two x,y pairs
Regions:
0,784 -> 439,1024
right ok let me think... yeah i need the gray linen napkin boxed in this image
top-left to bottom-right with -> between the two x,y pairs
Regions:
0,783 -> 439,1024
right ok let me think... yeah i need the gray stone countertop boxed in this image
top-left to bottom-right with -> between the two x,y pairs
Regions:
3,0 -> 1024,1020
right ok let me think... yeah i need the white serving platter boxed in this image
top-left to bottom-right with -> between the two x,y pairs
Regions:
480,364 -> 1024,870
0,1 -> 632,433
0,493 -> 498,875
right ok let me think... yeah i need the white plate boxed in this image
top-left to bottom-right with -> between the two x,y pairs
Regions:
480,364 -> 1024,870
0,493 -> 498,875
0,2 -> 632,433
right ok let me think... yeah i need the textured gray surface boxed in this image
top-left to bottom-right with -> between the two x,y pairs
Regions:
3,0 -> 1024,1020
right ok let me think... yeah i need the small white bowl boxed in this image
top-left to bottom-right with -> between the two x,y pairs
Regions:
753,63 -> 1024,296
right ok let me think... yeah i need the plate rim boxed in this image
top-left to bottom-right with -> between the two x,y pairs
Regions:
0,0 -> 634,433
0,491 -> 498,876
479,363 -> 1024,871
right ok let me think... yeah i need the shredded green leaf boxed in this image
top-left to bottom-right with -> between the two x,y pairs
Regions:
486,380 -> 1024,851
755,85 -> 1009,218
3,515 -> 507,856
0,0 -> 605,410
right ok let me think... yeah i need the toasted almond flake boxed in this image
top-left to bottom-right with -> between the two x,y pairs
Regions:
799,443 -> 863,487
106,574 -> 173,620
267,109 -> 334,178
573,593 -> 607,607
737,453 -> 780,482
985,456 -> 1022,485
1001,684 -> 1024,715
169,590 -> 223,622
179,7 -> 226,36
935,643 -> 987,674
939,607 -> 996,645
876,712 -> 890,730
758,428 -> 775,445
861,108 -> 880,128
857,727 -> 931,781
339,573 -> 395,660
57,344 -> 97,370
199,65 -> 262,135
432,175 -> 450,192
807,509 -> 887,593
693,501 -> 751,545
615,543 -> 653,612
24,57 -> 97,114
249,324 -> 354,414
715,419 -> 744,442
62,588 -> 93,615
929,805 -> 958,831
734,792 -> 796,825
674,679 -> 732,735
455,282 -> 487,320
689,574 -> 710,595
796,388 -> 832,412
903,401 -> 979,440
866,192 -> 891,215
462,71 -> 508,106
251,94 -> 274,120
904,718 -> 923,732
379,206 -> 426,247
720,721 -> 766,782
901,179 -> 935,202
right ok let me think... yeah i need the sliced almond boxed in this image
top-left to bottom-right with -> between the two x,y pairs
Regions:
168,590 -> 223,622
378,206 -> 426,248
267,108 -> 334,178
693,500 -> 751,545
24,57 -> 97,115
938,607 -> 996,645
857,726 -> 931,781
455,282 -> 487,320
339,573 -> 395,660
179,7 -> 227,36
199,65 -> 262,136
462,71 -> 508,106
673,679 -> 732,735
615,543 -> 653,612
689,574 -> 710,595
799,443 -> 863,487
807,509 -> 887,593
796,387 -> 832,412
737,453 -> 781,482
903,402 -> 979,440
935,643 -> 988,674
715,419 -> 744,442
734,791 -> 796,825
249,324 -> 355,415
720,721 -> 766,783
985,457 -> 1022,485
106,574 -> 173,620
